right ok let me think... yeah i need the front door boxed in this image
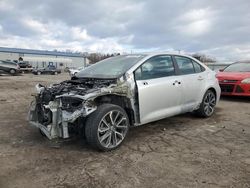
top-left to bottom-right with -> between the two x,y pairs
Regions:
134,55 -> 182,124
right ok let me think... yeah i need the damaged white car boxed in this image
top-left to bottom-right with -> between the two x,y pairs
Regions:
28,53 -> 221,151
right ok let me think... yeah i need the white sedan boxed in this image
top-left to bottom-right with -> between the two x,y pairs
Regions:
29,53 -> 221,151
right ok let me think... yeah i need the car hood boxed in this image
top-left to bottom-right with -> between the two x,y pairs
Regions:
35,78 -> 118,103
216,72 -> 250,81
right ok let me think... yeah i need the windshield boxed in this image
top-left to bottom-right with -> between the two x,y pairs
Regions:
223,63 -> 250,72
76,55 -> 146,78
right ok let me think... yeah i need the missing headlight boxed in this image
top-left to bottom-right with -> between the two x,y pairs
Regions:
60,97 -> 83,112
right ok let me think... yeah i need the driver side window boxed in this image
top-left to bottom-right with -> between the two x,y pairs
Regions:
134,55 -> 175,80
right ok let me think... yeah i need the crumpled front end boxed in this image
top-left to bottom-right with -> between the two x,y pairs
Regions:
28,83 -> 100,139
28,77 -> 135,139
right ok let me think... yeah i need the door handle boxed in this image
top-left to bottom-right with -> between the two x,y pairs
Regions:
198,76 -> 204,81
143,81 -> 148,85
173,80 -> 181,85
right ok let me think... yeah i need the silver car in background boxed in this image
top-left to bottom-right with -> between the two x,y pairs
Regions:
0,60 -> 20,75
68,66 -> 85,77
28,53 -> 220,151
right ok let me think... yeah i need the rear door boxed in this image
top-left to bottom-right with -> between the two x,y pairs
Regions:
134,55 -> 182,124
173,56 -> 206,111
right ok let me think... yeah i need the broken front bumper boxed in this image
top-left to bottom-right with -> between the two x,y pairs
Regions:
28,99 -> 96,139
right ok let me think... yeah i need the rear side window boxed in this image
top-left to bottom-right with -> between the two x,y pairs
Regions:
174,56 -> 195,74
192,60 -> 204,73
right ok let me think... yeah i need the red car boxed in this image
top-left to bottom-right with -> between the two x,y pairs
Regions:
216,61 -> 250,96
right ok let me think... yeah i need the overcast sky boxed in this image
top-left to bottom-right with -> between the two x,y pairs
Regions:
0,0 -> 250,61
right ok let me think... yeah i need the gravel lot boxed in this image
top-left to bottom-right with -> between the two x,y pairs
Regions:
0,73 -> 250,188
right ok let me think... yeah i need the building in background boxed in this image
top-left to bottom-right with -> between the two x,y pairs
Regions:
0,47 -> 89,69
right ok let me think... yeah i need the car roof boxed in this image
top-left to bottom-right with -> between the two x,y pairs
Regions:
0,60 -> 17,65
125,52 -> 208,74
123,52 -> 196,59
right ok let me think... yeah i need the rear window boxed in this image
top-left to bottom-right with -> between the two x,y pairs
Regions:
224,63 -> 250,72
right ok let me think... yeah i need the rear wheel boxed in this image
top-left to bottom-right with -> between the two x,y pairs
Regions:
85,104 -> 129,151
195,90 -> 216,117
37,71 -> 41,75
54,71 -> 58,75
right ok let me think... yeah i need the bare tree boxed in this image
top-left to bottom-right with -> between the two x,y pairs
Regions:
192,53 -> 216,63
87,53 -> 120,64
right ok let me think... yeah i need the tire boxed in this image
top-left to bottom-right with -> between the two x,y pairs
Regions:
195,90 -> 216,117
9,69 -> 16,75
54,71 -> 58,75
39,129 -> 46,137
37,71 -> 41,75
85,104 -> 129,151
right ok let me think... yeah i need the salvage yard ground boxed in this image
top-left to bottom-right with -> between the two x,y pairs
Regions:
0,73 -> 250,188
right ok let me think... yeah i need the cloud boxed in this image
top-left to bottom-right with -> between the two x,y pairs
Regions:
176,8 -> 212,37
71,27 -> 92,41
0,0 -> 250,61
21,18 -> 48,34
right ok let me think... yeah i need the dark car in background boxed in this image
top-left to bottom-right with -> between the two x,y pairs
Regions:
32,65 -> 61,75
0,60 -> 21,75
18,61 -> 32,69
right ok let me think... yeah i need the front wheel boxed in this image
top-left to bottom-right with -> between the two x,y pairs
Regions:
9,69 -> 16,75
195,90 -> 216,117
85,104 -> 129,151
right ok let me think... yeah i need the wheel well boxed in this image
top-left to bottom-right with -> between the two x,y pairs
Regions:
207,87 -> 217,100
94,95 -> 135,125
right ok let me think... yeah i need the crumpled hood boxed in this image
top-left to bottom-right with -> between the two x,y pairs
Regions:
37,78 -> 117,103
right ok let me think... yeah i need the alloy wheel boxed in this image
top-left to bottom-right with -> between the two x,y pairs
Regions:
203,92 -> 216,116
97,110 -> 128,149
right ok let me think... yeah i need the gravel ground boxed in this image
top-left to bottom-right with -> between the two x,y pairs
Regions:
0,73 -> 250,188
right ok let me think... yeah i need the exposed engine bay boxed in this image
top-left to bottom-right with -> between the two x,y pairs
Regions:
28,77 -> 135,139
